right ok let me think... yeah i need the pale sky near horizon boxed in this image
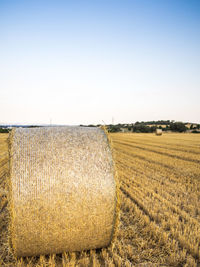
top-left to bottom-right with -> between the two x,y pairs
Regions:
0,0 -> 200,125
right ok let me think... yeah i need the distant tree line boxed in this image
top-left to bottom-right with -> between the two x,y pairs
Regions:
0,128 -> 10,133
135,120 -> 171,125
106,121 -> 200,133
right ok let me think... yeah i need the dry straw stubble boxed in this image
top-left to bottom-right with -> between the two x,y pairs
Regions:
8,126 -> 118,257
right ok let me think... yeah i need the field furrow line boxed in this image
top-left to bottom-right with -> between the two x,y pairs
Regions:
114,144 -> 200,179
113,136 -> 200,155
120,182 -> 200,262
115,140 -> 200,164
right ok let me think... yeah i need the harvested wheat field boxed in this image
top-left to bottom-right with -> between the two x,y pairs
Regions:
0,132 -> 200,266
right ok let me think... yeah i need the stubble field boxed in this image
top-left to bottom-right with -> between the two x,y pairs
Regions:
0,132 -> 200,266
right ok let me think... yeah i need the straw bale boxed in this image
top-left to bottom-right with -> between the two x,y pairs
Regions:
155,129 -> 162,136
8,127 -> 118,257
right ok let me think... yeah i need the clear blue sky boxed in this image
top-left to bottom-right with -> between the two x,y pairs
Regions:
0,0 -> 200,125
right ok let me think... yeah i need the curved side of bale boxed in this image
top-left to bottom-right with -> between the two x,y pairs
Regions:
101,126 -> 120,247
8,129 -> 16,257
9,127 -> 117,257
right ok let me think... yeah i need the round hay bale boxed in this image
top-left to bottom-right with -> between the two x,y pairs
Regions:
8,126 -> 118,257
155,129 -> 162,136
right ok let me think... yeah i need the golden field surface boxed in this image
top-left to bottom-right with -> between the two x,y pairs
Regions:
0,132 -> 200,266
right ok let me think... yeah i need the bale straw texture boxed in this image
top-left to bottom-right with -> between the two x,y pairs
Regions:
9,127 -> 117,257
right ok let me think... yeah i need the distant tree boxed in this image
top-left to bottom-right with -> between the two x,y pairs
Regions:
151,126 -> 157,132
163,125 -> 170,131
132,124 -> 152,133
170,122 -> 187,132
0,128 -> 9,133
107,125 -> 121,132
191,130 -> 200,133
